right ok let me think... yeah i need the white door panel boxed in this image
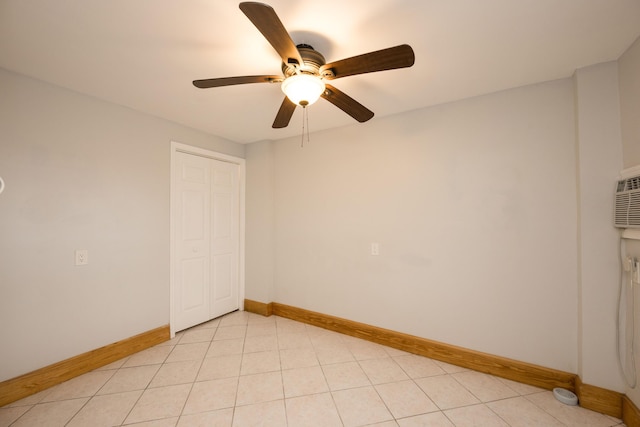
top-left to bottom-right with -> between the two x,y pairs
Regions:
174,153 -> 211,331
210,160 -> 239,318
173,150 -> 240,332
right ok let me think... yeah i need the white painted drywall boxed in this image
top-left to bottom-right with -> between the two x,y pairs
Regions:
0,68 -> 243,381
259,79 -> 579,372
245,140 -> 276,303
573,62 -> 624,392
619,36 -> 640,169
618,36 -> 640,406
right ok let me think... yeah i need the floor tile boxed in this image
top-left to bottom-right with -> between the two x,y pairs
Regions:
332,386 -> 394,427
95,357 -> 129,371
0,405 -> 31,426
285,393 -> 343,427
375,380 -> 439,419
124,384 -> 191,424
277,332 -> 313,350
3,388 -> 52,407
97,364 -> 160,395
219,311 -> 250,327
178,327 -> 216,344
66,390 -> 142,427
164,342 -> 210,363
243,334 -> 278,353
308,330 -> 346,348
206,337 -> 244,357
240,350 -> 280,375
452,370 -> 519,402
158,333 -> 182,347
415,375 -> 480,410
213,325 -> 247,341
275,318 -> 307,334
182,377 -> 238,415
322,361 -> 371,391
246,323 -> 277,337
433,360 -> 469,374
384,346 -> 410,357
232,399 -> 287,427
280,347 -> 319,369
397,411 -> 455,426
148,359 -> 202,388
359,357 -> 410,384
346,339 -> 390,360
41,370 -> 115,402
236,371 -> 283,406
10,398 -> 89,427
1,311 -> 628,427
495,376 -> 545,395
177,408 -> 233,427
122,345 -> 173,368
247,313 -> 276,325
192,318 -> 220,329
526,391 -> 617,426
393,354 -> 446,379
487,396 -> 565,426
444,403 -> 509,426
282,366 -> 329,398
124,416 -> 179,426
197,354 -> 242,381
315,345 -> 355,365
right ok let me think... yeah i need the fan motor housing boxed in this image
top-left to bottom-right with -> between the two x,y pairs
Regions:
282,44 -> 326,77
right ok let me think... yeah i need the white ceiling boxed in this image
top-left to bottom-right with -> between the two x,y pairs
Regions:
1,0 -> 640,144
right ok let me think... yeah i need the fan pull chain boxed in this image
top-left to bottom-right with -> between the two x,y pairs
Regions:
301,106 -> 311,147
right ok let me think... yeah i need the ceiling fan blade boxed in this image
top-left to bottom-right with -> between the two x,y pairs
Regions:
320,44 -> 415,80
239,2 -> 304,67
321,84 -> 374,123
193,75 -> 281,89
272,96 -> 297,128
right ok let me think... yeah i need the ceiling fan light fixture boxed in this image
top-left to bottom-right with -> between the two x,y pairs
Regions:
281,74 -> 325,106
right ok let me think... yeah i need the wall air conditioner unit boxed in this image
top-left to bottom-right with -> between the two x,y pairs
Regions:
615,167 -> 640,228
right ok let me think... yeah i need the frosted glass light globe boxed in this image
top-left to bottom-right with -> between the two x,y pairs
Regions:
281,74 -> 325,106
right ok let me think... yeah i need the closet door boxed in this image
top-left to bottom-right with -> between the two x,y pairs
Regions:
173,152 -> 240,332
174,152 -> 211,331
210,159 -> 240,319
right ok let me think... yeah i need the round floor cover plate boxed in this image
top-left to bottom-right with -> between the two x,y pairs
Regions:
553,387 -> 578,406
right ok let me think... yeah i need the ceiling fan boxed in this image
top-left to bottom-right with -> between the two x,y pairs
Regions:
193,2 -> 415,129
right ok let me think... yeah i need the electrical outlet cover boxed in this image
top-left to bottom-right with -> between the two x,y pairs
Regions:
75,249 -> 88,266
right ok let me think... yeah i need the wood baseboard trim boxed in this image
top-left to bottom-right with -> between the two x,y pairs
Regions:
244,299 -> 273,317
623,395 -> 640,427
246,300 -> 637,420
271,303 -> 575,391
576,377 -> 623,418
0,324 -> 170,407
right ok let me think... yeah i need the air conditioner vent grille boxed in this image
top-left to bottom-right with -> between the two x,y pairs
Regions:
615,174 -> 640,228
630,192 -> 640,226
627,176 -> 640,191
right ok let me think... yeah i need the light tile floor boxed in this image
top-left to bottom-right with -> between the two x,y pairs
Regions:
0,311 -> 627,426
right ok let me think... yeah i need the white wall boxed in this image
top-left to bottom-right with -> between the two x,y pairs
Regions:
573,62 -> 624,391
245,140 -> 276,303
619,37 -> 640,169
0,68 -> 243,381
247,78 -> 580,372
618,36 -> 640,405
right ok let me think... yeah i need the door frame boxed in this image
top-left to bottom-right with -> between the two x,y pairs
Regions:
169,141 -> 245,337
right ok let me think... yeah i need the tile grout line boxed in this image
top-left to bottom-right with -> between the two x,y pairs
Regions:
174,326 -> 214,427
